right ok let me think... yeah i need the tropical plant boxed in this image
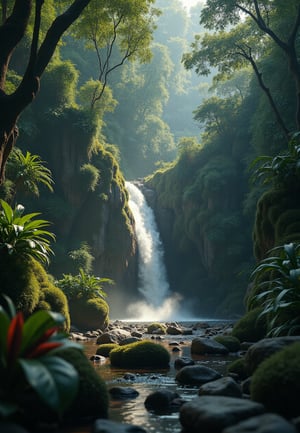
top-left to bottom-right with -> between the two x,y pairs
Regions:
0,200 -> 55,265
56,268 -> 113,300
6,148 -> 54,204
68,242 -> 94,274
0,296 -> 82,420
250,132 -> 300,188
250,243 -> 300,337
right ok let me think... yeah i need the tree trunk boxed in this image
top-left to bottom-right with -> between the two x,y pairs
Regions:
0,0 -> 92,185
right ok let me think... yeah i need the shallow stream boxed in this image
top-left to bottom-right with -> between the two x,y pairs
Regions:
78,321 -> 235,433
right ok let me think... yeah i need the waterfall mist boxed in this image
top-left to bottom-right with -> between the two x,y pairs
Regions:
125,181 -> 180,321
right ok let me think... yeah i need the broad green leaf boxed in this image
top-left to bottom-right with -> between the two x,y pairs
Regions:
21,310 -> 65,354
19,359 -> 60,412
0,311 -> 10,356
42,356 -> 79,412
0,200 -> 14,224
0,294 -> 16,318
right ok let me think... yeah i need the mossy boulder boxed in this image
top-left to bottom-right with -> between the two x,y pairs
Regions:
96,343 -> 119,357
38,283 -> 70,331
253,188 -> 300,261
147,322 -> 167,334
250,342 -> 300,418
231,308 -> 267,343
214,335 -> 241,352
27,259 -> 71,330
109,340 -> 170,369
226,358 -> 248,381
59,348 -> 109,421
69,297 -> 109,331
0,255 -> 40,315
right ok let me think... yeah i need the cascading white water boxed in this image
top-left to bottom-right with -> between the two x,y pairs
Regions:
126,181 -> 180,320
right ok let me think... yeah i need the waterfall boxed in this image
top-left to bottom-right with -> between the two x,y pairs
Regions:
126,181 -> 180,320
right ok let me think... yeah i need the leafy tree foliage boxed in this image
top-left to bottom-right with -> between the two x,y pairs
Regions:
183,0 -> 300,135
0,0 -> 94,184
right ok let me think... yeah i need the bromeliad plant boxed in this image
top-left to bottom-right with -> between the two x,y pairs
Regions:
250,243 -> 300,337
0,296 -> 82,420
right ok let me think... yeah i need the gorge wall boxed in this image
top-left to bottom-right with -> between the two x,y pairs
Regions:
143,147 -> 253,318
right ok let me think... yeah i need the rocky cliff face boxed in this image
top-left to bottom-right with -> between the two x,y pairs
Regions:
22,109 -> 139,312
144,151 -> 252,317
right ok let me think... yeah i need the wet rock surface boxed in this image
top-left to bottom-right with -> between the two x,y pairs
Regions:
72,321 -> 300,433
92,419 -> 147,433
176,364 -> 222,386
198,376 -> 242,398
179,396 -> 265,433
222,413 -> 299,433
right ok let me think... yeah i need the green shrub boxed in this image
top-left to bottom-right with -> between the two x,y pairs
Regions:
96,343 -> 119,357
59,348 -> 108,421
109,340 -> 170,369
69,297 -> 109,331
214,335 -> 240,352
251,342 -> 300,417
78,163 -> 100,192
226,357 -> 248,380
249,243 -> 300,337
147,322 -> 167,334
231,308 -> 267,342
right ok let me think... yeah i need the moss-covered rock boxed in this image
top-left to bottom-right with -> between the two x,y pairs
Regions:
147,322 -> 167,334
231,308 -> 267,343
38,284 -> 70,331
253,188 -> 300,261
69,297 -> 109,331
96,343 -> 119,357
226,357 -> 248,381
109,340 -> 170,369
214,335 -> 241,352
0,256 -> 41,315
250,342 -> 300,418
26,259 -> 71,330
59,348 -> 109,421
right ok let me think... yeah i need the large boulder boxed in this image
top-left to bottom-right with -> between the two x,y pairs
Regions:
250,342 -> 300,418
109,340 -> 170,369
96,328 -> 131,344
144,389 -> 184,412
191,337 -> 229,355
231,308 -> 267,343
245,336 -> 300,374
198,376 -> 242,398
176,365 -> 221,386
223,413 -> 298,433
179,396 -> 265,433
69,297 -> 109,331
59,348 -> 109,422
92,419 -> 146,433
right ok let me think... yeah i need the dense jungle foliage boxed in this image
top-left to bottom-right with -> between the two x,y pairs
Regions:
1,0 -> 300,322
